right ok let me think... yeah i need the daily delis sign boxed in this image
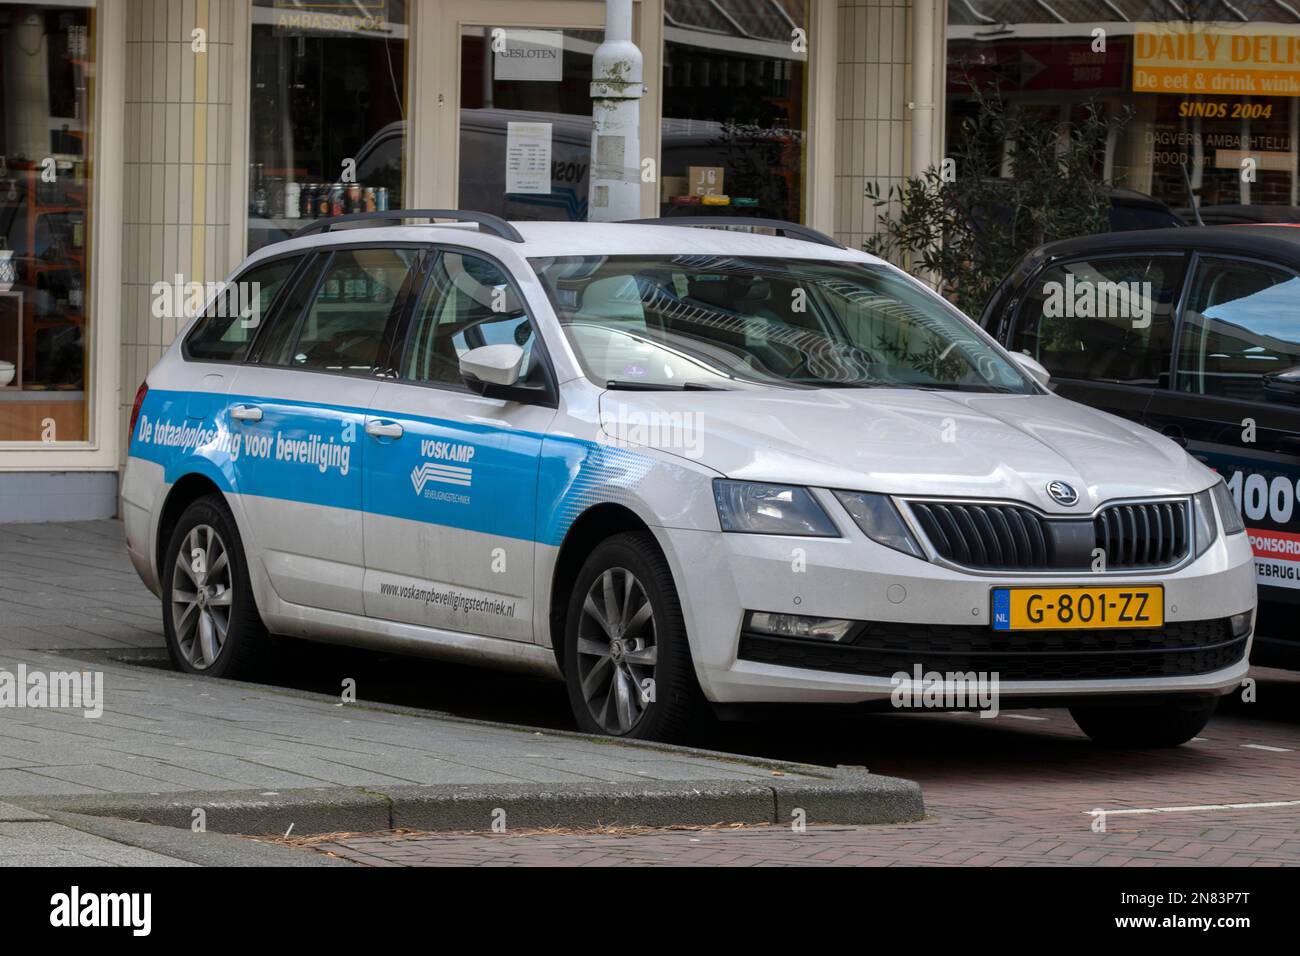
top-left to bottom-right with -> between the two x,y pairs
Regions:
1134,28 -> 1300,96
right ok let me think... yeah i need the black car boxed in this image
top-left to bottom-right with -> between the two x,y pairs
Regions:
983,225 -> 1300,668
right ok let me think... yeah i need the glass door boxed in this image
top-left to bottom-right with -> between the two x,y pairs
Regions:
428,1 -> 653,221
459,24 -> 603,221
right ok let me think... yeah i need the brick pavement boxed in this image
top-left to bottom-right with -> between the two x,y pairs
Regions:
302,678 -> 1300,866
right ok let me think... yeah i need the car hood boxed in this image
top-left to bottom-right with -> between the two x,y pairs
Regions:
597,388 -> 1215,513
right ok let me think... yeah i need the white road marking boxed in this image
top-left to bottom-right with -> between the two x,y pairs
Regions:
1003,714 -> 1049,721
1084,799 -> 1300,817
1242,743 -> 1293,753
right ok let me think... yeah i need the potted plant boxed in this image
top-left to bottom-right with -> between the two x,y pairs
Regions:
864,84 -> 1127,318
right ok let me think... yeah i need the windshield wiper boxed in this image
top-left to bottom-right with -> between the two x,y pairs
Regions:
604,380 -> 727,391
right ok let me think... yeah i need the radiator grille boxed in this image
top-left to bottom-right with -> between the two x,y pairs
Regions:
907,498 -> 1191,571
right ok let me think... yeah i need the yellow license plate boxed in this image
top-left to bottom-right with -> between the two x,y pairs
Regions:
991,586 -> 1164,631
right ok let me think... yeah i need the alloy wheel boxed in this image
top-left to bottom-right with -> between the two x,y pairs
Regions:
170,524 -> 234,670
575,566 -> 658,734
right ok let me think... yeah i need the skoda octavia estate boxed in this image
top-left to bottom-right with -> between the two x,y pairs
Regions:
121,212 -> 1256,748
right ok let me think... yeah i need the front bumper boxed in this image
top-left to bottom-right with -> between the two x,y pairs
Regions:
660,519 -> 1257,706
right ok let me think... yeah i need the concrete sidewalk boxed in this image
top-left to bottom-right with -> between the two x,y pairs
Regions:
0,520 -> 923,860
0,520 -> 164,654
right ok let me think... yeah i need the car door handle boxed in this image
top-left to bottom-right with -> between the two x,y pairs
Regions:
230,404 -> 263,422
365,420 -> 404,439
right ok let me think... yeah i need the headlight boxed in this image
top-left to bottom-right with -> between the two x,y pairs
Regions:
1210,480 -> 1246,536
713,480 -> 839,536
1193,489 -> 1217,557
832,490 -> 925,559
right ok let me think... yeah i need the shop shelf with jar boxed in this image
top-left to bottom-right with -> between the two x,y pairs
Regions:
0,160 -> 89,394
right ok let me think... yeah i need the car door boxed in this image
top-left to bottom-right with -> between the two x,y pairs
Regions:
362,247 -> 557,643
228,244 -> 421,617
1143,254 -> 1300,628
1007,252 -> 1186,424
172,251 -> 305,448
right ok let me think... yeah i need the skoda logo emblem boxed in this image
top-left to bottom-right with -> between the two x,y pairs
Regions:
1047,481 -> 1079,506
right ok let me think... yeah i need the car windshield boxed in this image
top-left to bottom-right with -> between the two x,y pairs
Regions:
530,255 -> 1034,393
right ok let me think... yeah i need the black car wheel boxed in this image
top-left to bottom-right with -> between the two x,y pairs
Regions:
162,494 -> 269,679
562,532 -> 710,742
1070,698 -> 1218,748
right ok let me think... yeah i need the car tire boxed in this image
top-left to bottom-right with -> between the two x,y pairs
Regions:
1069,699 -> 1218,748
161,494 -> 268,679
562,531 -> 711,743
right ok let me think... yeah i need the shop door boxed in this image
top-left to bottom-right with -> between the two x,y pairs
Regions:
426,1 -> 654,221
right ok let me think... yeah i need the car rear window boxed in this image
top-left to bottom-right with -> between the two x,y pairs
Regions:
184,257 -> 300,363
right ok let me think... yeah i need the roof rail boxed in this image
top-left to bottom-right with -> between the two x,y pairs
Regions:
621,216 -> 844,249
292,209 -> 524,243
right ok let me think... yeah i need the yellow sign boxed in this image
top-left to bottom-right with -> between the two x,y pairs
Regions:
1134,31 -> 1300,97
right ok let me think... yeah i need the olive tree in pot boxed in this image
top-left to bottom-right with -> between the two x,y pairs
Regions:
864,84 -> 1129,318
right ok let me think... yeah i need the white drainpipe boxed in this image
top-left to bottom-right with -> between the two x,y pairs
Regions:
588,0 -> 643,221
910,0 -> 936,178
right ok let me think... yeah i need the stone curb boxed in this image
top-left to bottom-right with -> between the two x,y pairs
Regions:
19,771 -> 924,837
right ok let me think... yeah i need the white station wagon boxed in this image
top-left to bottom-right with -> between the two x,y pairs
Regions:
121,212 -> 1256,747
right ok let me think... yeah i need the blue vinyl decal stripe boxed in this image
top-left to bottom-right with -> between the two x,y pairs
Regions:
129,388 -> 649,546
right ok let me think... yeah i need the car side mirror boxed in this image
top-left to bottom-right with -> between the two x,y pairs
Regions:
458,343 -> 556,408
460,344 -> 523,388
1011,350 -> 1051,388
1263,365 -> 1300,404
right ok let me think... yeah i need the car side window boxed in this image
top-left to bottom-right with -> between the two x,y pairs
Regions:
403,251 -> 535,388
184,257 -> 299,362
1011,255 -> 1181,387
1175,257 -> 1300,402
277,247 -> 418,375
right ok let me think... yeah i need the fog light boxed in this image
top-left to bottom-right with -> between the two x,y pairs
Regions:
746,611 -> 857,642
1230,612 -> 1252,639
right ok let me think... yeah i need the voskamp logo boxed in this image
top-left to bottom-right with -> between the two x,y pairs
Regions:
411,440 -> 476,495
50,886 -> 151,936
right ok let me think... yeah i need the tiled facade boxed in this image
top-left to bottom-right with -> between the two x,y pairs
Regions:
833,0 -> 914,250
120,0 -> 243,445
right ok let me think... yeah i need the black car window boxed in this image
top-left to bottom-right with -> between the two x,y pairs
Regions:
1012,255 -> 1181,387
1175,257 -> 1300,402
253,254 -> 326,366
1109,204 -> 1183,232
276,247 -> 418,375
184,257 -> 299,362
403,251 -> 535,388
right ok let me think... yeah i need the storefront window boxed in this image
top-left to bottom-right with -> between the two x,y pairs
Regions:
248,0 -> 408,252
660,0 -> 808,222
946,4 -> 1300,231
0,3 -> 94,443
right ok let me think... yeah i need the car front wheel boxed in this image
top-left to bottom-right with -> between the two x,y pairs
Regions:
162,494 -> 268,679
1069,698 -> 1218,748
562,532 -> 709,742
